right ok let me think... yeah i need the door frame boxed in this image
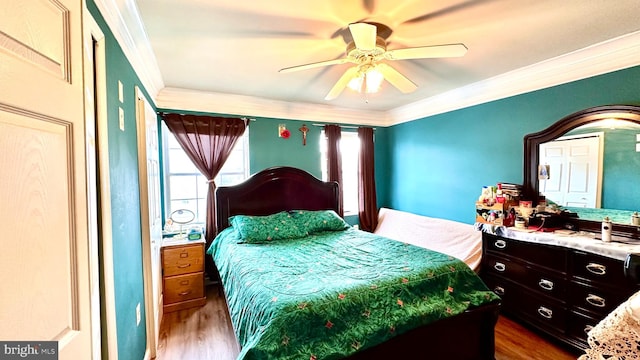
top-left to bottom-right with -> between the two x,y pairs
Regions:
136,86 -> 163,359
84,9 -> 119,360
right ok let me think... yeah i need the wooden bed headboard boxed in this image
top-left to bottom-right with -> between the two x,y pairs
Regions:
215,166 -> 341,232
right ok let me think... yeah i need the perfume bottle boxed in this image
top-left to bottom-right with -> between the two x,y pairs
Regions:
601,217 -> 612,242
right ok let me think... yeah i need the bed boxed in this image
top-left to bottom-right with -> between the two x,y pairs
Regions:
208,166 -> 501,359
374,207 -> 482,272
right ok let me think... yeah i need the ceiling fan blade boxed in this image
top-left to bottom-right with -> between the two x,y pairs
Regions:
348,23 -> 377,50
279,58 -> 349,73
402,0 -> 490,25
377,63 -> 417,93
362,0 -> 375,13
325,67 -> 360,100
384,44 -> 468,60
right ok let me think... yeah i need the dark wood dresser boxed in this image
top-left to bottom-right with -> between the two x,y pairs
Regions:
480,231 -> 640,351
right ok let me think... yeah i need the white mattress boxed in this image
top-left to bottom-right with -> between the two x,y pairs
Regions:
373,207 -> 482,272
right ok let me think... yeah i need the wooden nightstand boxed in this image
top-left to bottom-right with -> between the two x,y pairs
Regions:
161,238 -> 207,313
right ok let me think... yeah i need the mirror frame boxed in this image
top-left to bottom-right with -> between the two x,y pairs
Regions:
523,104 -> 640,237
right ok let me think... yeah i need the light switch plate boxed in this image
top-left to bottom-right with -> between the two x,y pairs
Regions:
636,133 -> 640,142
119,107 -> 125,131
118,80 -> 124,103
636,143 -> 640,152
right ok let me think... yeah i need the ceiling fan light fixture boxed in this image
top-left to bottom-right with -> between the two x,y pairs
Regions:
348,67 -> 384,94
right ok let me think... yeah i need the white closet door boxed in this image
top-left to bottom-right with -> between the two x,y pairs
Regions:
0,1 -> 95,358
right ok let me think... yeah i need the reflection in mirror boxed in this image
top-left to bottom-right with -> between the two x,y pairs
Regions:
524,105 -> 640,226
539,119 -> 640,210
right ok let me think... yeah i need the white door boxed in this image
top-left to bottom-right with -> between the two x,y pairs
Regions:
539,134 -> 602,208
0,1 -> 95,359
136,87 -> 163,357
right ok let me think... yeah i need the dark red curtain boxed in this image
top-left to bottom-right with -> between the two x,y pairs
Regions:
162,113 -> 247,241
358,127 -> 378,232
324,124 -> 343,216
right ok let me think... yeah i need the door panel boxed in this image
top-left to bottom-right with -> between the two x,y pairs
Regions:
540,135 -> 601,208
0,1 -> 93,358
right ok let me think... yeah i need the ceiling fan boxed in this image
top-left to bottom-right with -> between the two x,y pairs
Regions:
279,22 -> 468,100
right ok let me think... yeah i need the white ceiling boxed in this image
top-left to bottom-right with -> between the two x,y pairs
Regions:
99,0 -> 640,125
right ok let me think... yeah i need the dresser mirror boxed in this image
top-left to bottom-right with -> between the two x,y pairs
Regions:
523,105 -> 640,235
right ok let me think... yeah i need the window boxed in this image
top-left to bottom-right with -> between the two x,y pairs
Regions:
161,122 -> 249,224
320,130 -> 360,215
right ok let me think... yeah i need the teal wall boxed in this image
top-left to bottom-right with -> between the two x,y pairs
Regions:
88,2 -> 149,359
386,65 -> 640,224
154,111 -> 387,225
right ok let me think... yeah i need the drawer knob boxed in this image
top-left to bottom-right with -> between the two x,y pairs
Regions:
586,262 -> 606,275
586,294 -> 606,308
493,286 -> 505,296
494,262 -> 506,272
178,290 -> 192,296
177,263 -> 191,269
584,325 -> 594,335
537,306 -> 553,319
494,240 -> 507,249
538,279 -> 554,291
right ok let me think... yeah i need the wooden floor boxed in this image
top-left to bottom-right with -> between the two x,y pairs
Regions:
157,284 -> 580,360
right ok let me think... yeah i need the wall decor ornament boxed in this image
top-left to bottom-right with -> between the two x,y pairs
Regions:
278,124 -> 290,139
299,124 -> 309,146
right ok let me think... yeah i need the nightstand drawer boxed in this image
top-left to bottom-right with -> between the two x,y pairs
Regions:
164,272 -> 204,303
163,244 -> 204,276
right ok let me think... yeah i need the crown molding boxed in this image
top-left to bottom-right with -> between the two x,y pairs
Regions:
155,87 -> 386,125
386,31 -> 640,126
93,0 -> 639,127
92,0 -> 164,103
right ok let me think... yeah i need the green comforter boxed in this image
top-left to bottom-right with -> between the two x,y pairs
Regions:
208,227 -> 499,360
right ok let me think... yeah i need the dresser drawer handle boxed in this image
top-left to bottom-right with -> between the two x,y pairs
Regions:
178,290 -> 192,296
177,264 -> 191,269
180,252 -> 189,258
494,240 -> 507,249
586,263 -> 606,275
538,279 -> 554,291
537,306 -> 553,319
494,262 -> 506,272
493,286 -> 505,296
584,325 -> 594,335
586,294 -> 606,308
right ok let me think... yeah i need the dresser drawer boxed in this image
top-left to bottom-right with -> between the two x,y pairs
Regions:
571,251 -> 628,287
484,234 -> 567,272
163,243 -> 204,276
515,290 -> 567,334
566,310 -> 598,348
522,266 -> 566,299
483,253 -> 527,280
164,272 -> 204,304
482,274 -> 514,312
568,280 -> 628,317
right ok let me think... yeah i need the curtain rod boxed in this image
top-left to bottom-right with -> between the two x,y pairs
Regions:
157,112 -> 255,121
311,123 -> 375,130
